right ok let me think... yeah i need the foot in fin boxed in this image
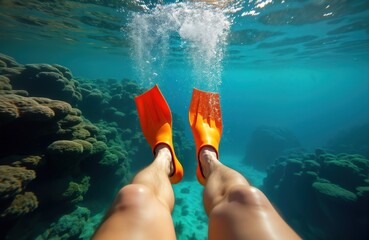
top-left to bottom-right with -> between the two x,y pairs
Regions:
135,85 -> 183,184
189,88 -> 222,185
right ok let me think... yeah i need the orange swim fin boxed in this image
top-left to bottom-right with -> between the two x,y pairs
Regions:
189,88 -> 222,185
135,85 -> 183,184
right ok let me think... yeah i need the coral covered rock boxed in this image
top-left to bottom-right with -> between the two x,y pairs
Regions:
0,53 -> 20,68
47,140 -> 84,156
0,94 -> 55,125
1,192 -> 38,218
62,176 -> 90,203
0,75 -> 12,91
0,95 -> 98,160
32,176 -> 89,206
37,206 -> 90,240
0,54 -> 82,105
0,53 -> 191,239
91,141 -> 108,156
76,78 -> 140,127
321,157 -> 366,191
4,155 -> 45,170
312,182 -> 357,202
52,64 -> 73,80
0,166 -> 35,199
46,140 -> 85,174
33,97 -> 73,119
0,166 -> 38,220
262,150 -> 369,239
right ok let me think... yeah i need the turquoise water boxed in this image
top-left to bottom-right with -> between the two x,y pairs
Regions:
1,0 -> 369,239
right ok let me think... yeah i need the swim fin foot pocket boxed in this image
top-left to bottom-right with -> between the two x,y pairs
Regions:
135,85 -> 183,184
189,88 -> 222,185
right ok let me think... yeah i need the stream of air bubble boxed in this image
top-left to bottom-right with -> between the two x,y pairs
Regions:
128,1 -> 232,91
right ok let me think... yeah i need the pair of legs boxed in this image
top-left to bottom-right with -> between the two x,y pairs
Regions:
93,85 -> 300,239
93,145 -> 300,240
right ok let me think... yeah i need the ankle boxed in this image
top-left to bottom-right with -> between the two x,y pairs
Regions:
155,144 -> 171,157
154,144 -> 174,176
199,146 -> 218,178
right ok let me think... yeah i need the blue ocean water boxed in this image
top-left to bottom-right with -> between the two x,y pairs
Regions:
1,0 -> 369,239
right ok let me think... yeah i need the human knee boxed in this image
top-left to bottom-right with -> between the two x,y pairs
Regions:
114,184 -> 155,210
226,185 -> 270,209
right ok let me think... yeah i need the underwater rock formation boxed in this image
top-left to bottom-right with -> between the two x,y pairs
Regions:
244,126 -> 301,170
0,53 -> 133,238
62,176 -> 90,203
0,165 -> 38,219
262,149 -> 369,239
2,192 -> 39,218
0,52 -> 195,238
0,53 -> 82,105
36,206 -> 91,240
0,166 -> 35,199
77,77 -> 140,129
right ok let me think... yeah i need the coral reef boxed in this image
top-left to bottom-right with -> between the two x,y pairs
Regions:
1,54 -> 81,105
79,212 -> 104,240
0,53 -> 134,239
36,206 -> 91,240
0,52 -> 194,239
0,166 -> 37,218
0,166 -> 35,200
262,149 -> 369,239
1,192 -> 38,218
244,126 -> 301,170
62,176 -> 91,203
77,77 -> 139,125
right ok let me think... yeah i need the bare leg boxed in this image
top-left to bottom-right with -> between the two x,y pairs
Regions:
201,146 -> 301,240
93,145 -> 176,240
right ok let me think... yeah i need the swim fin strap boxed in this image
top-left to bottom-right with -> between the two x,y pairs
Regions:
189,88 -> 222,185
135,85 -> 183,184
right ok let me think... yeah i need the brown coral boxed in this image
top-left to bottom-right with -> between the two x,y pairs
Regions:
0,76 -> 12,91
0,94 -> 95,159
46,139 -> 99,174
0,58 -> 82,105
0,53 -> 20,68
32,97 -> 73,119
0,166 -> 35,199
1,155 -> 45,170
1,192 -> 38,218
13,155 -> 45,170
0,53 -> 140,239
47,140 -> 84,173
0,94 -> 55,125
